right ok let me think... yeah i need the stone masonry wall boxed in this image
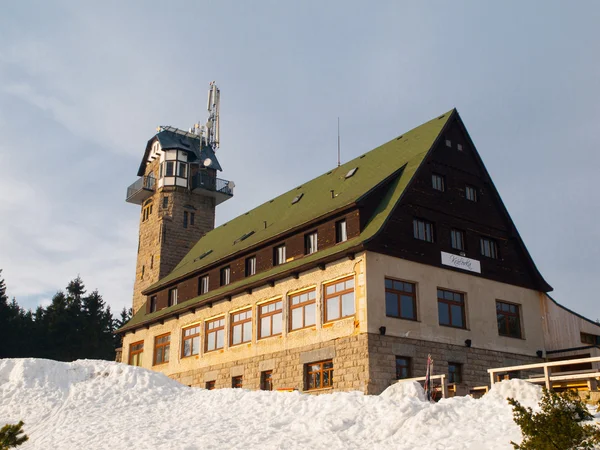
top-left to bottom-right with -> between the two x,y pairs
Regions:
131,155 -> 216,314
169,334 -> 370,393
367,333 -> 540,394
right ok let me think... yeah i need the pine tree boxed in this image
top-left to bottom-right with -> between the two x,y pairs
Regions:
0,421 -> 28,449
114,307 -> 132,350
508,388 -> 600,449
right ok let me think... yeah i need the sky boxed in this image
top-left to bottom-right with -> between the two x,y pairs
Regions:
0,1 -> 598,321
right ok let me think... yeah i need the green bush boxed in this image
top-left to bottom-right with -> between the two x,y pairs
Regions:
508,389 -> 600,450
0,421 -> 28,449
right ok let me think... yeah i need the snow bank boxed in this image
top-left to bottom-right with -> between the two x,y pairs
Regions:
0,358 -> 596,450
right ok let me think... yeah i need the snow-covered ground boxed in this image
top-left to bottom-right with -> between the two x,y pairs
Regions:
0,359 -> 597,449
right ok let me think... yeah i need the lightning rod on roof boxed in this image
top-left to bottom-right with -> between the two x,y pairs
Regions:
337,117 -> 341,167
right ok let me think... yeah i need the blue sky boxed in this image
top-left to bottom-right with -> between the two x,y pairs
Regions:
0,1 -> 598,320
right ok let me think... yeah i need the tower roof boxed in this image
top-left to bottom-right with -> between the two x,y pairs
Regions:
137,127 -> 222,176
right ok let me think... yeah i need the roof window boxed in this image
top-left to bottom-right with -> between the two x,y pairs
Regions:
194,249 -> 213,262
234,231 -> 255,244
345,167 -> 358,179
291,193 -> 304,205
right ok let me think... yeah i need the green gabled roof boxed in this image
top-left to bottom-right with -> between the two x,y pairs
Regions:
123,157 -> 416,331
146,110 -> 454,294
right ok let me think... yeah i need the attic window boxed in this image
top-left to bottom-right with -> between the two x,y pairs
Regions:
291,193 -> 304,205
234,231 -> 255,244
457,144 -> 463,151
396,135 -> 403,141
345,167 -> 358,179
360,154 -> 366,158
445,140 -> 452,147
194,250 -> 213,262
438,115 -> 445,120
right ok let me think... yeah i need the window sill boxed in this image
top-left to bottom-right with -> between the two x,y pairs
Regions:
324,315 -> 355,326
498,333 -> 525,340
289,325 -> 317,334
305,387 -> 334,394
257,334 -> 283,341
386,315 -> 419,322
205,348 -> 224,354
181,354 -> 200,360
230,342 -> 252,348
438,323 -> 469,331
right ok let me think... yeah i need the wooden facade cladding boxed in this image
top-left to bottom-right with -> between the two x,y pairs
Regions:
365,115 -> 550,292
145,208 -> 361,314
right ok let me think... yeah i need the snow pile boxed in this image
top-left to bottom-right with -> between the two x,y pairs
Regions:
0,358 -> 596,450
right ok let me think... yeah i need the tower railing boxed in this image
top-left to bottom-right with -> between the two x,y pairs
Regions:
191,172 -> 233,196
126,176 -> 156,204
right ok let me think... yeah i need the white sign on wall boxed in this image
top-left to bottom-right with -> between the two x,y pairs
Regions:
441,252 -> 481,274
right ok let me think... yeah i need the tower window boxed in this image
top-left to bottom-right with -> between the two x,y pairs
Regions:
177,162 -> 188,178
413,219 -> 435,242
168,288 -> 178,307
165,161 -> 175,177
273,244 -> 286,266
304,232 -> 318,255
141,265 -> 145,280
142,201 -> 153,222
335,220 -> 347,243
190,213 -> 195,226
183,211 -> 188,229
245,256 -> 256,277
162,196 -> 168,208
432,173 -> 445,192
220,266 -> 231,286
150,255 -> 154,269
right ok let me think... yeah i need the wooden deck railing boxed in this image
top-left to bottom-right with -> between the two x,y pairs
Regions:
396,374 -> 449,398
488,356 -> 600,390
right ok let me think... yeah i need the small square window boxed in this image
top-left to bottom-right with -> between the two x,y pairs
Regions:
305,360 -> 333,390
261,370 -> 273,391
232,376 -> 243,388
457,144 -> 463,151
168,288 -> 178,307
480,237 -> 499,259
205,380 -> 215,390
445,139 -> 452,147
335,220 -> 348,243
198,275 -> 209,295
448,362 -> 462,384
273,245 -> 286,266
245,256 -> 256,277
220,266 -> 231,286
304,231 -> 318,255
451,229 -> 465,251
395,356 -> 411,380
466,185 -> 478,202
413,219 -> 435,243
432,173 -> 445,192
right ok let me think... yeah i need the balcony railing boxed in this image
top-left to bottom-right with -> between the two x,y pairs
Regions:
125,176 -> 156,204
191,172 -> 234,196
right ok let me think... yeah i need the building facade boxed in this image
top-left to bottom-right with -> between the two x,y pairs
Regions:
119,109 -> 600,395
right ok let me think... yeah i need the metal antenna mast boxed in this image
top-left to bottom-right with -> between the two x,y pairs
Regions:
337,117 -> 341,167
205,81 -> 221,150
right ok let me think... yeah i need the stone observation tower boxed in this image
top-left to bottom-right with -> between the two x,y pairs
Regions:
125,83 -> 234,314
